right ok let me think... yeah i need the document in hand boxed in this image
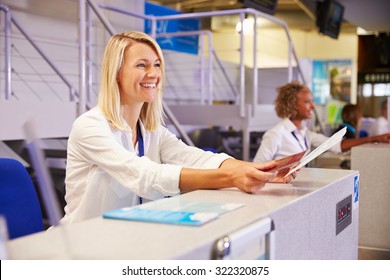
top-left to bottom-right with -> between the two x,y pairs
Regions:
103,199 -> 244,226
269,150 -> 307,172
283,126 -> 347,177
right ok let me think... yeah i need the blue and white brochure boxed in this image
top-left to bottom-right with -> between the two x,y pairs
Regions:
103,200 -> 244,226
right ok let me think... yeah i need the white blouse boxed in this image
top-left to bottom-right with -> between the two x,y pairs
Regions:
62,107 -> 231,224
253,118 -> 342,162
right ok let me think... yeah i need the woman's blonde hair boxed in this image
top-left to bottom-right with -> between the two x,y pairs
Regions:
274,81 -> 307,118
98,31 -> 166,131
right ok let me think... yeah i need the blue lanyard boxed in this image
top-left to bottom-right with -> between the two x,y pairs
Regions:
137,121 -> 144,204
341,123 -> 356,136
291,131 -> 308,151
137,120 -> 144,157
137,121 -> 170,202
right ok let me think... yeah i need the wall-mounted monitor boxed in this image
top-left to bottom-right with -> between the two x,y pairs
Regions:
239,0 -> 278,15
316,0 -> 345,39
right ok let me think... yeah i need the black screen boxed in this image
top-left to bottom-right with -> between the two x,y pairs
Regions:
239,0 -> 278,15
316,0 -> 345,39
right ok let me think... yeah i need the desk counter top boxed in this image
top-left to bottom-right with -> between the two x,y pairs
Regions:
7,168 -> 359,260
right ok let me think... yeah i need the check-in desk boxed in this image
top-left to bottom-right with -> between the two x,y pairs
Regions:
6,168 -> 359,260
351,143 -> 390,254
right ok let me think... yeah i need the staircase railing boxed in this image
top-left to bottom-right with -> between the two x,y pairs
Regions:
156,29 -> 214,105
80,0 -> 194,145
79,1 -> 310,148
0,3 -> 77,102
93,3 -> 240,106
140,7 -> 307,117
83,1 -> 306,111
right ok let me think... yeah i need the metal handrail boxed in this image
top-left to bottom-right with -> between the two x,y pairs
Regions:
0,3 -> 11,99
0,3 -> 78,101
155,30 -> 214,105
96,2 -> 240,105
80,0 -> 194,145
80,1 -> 308,144
211,47 -> 240,102
94,3 -> 306,116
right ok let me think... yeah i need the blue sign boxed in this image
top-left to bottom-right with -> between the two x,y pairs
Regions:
354,175 -> 359,204
311,60 -> 329,104
145,2 -> 200,55
311,59 -> 352,104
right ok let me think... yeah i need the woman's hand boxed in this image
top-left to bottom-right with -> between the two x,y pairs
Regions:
179,160 -> 277,194
247,160 -> 298,184
220,160 -> 279,193
269,165 -> 298,183
179,159 -> 298,195
373,133 -> 390,143
229,164 -> 277,193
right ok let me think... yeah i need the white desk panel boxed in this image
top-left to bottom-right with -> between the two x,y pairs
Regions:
7,168 -> 359,260
351,143 -> 390,250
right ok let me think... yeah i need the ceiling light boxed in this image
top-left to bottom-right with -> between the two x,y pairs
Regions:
236,18 -> 254,35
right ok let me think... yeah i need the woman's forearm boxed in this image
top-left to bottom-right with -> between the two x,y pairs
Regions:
178,159 -> 279,194
179,168 -> 231,193
341,133 -> 390,152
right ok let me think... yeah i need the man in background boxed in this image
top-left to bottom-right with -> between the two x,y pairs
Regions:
370,99 -> 389,136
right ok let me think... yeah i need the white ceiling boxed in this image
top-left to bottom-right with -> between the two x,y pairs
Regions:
337,0 -> 390,32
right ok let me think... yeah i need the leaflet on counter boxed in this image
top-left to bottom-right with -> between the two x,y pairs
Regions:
103,199 -> 244,226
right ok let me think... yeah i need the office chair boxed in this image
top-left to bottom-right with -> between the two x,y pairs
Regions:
0,158 -> 44,239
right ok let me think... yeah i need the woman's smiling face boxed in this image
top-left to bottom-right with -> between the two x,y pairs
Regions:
294,87 -> 315,121
117,42 -> 161,105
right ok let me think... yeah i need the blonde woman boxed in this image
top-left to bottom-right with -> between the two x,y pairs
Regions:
62,31 -> 292,224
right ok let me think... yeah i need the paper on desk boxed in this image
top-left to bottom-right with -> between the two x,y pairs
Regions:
284,126 -> 347,177
103,200 -> 244,226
